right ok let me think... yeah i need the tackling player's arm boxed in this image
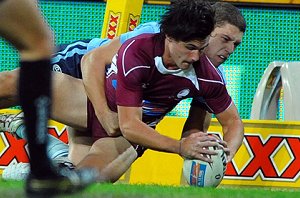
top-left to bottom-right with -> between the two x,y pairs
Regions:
81,38 -> 121,136
182,105 -> 208,138
215,102 -> 244,162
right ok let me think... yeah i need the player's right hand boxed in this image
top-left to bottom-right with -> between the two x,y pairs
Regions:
179,132 -> 223,163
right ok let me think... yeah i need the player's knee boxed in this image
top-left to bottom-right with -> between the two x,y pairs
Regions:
20,31 -> 54,60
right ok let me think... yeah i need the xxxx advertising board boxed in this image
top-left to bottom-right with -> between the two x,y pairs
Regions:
209,119 -> 300,188
0,109 -> 68,174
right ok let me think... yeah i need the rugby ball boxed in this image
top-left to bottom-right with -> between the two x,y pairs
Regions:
182,147 -> 227,187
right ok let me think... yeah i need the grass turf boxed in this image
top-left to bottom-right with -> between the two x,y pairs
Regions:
0,180 -> 299,198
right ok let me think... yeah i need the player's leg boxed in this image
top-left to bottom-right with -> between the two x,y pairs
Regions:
0,38 -> 94,109
0,69 -> 134,182
48,125 -> 137,183
0,0 -> 56,179
0,37 -> 106,110
0,67 -> 98,193
76,135 -> 138,182
12,122 -> 70,160
41,74 -> 135,183
1,71 -> 90,149
0,0 -> 98,194
1,72 -> 90,181
2,133 -> 70,181
0,0 -> 53,59
0,69 -> 19,108
67,127 -> 93,165
50,73 -> 136,182
0,72 -> 89,140
51,72 -> 88,129
0,0 -> 52,111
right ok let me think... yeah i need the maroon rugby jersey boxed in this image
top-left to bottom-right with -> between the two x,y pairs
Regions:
105,33 -> 232,127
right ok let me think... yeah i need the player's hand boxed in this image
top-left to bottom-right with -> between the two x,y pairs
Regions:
209,134 -> 230,163
216,138 -> 231,163
179,132 -> 223,163
96,110 -> 120,136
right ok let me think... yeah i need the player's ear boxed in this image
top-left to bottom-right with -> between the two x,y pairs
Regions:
166,35 -> 174,43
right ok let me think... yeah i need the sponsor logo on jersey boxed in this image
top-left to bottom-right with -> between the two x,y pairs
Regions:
52,64 -> 62,73
177,89 -> 190,99
106,55 -> 118,78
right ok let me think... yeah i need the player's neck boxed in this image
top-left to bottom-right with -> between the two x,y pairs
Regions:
162,42 -> 178,70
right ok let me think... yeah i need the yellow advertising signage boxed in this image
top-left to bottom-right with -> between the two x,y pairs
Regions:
101,0 -> 143,38
209,120 -> 300,188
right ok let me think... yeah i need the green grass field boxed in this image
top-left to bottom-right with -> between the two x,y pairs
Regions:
0,180 -> 299,198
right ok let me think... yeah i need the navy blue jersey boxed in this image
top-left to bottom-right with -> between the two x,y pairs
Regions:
51,38 -> 110,78
50,22 -> 161,78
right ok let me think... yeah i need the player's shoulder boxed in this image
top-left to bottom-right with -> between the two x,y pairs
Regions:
121,33 -> 160,52
196,55 -> 225,84
118,33 -> 164,70
118,34 -> 160,67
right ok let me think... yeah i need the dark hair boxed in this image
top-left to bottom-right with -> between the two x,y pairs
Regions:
212,2 -> 246,33
160,0 -> 215,42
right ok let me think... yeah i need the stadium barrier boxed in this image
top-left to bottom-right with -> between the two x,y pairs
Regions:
1,109 -> 300,188
251,61 -> 300,120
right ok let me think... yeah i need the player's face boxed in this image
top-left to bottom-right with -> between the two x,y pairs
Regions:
204,23 -> 244,67
166,36 -> 209,70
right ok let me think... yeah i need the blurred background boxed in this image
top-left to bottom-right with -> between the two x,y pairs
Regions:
1,0 -> 299,120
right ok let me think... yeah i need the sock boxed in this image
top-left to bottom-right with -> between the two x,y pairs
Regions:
16,126 -> 69,159
16,125 -> 26,139
47,135 -> 69,159
19,59 -> 56,178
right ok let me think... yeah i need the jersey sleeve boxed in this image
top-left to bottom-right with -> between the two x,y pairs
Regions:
116,40 -> 150,107
119,22 -> 160,44
191,84 -> 232,114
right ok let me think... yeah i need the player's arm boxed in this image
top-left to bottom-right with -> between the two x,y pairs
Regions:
118,105 -> 221,162
81,38 -> 122,136
215,103 -> 244,162
182,105 -> 210,138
